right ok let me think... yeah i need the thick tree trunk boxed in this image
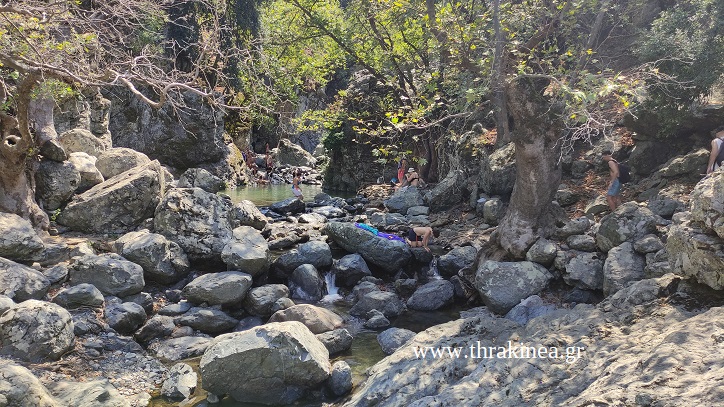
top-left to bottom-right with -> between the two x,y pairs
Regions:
493,76 -> 563,258
492,0 -> 510,146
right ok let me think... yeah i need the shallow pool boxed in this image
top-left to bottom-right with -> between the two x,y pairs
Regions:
225,184 -> 354,207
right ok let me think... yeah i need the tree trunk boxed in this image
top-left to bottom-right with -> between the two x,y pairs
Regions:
493,76 -> 563,258
492,0 -> 510,146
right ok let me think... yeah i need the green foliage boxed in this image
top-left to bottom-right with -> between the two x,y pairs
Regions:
321,130 -> 346,150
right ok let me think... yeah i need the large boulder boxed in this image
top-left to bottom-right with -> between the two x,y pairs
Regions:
0,300 -> 74,363
154,188 -> 235,263
349,291 -> 405,318
243,284 -> 291,317
114,230 -> 190,284
178,168 -> 225,193
0,363 -> 60,407
330,253 -> 372,287
423,169 -> 465,212
47,380 -> 130,407
690,171 -> 724,239
69,254 -> 145,297
377,327 -> 416,355
183,271 -> 253,306
58,128 -> 106,158
95,147 -> 151,179
104,301 -> 147,335
268,304 -> 344,334
437,246 -> 477,278
384,187 -> 425,214
407,280 -> 454,311
35,160 -> 81,211
231,200 -> 269,230
199,321 -> 331,404
0,213 -> 45,261
277,139 -> 317,167
52,283 -> 104,309
56,160 -> 165,233
603,242 -> 646,296
289,264 -> 324,302
667,214 -> 724,290
655,148 -> 709,179
479,142 -> 516,196
274,240 -> 333,275
68,152 -> 104,192
221,226 -> 271,276
474,261 -> 553,314
0,257 -> 51,301
595,202 -> 658,252
324,222 -> 412,273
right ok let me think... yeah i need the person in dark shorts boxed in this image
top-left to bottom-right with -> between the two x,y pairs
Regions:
406,226 -> 438,252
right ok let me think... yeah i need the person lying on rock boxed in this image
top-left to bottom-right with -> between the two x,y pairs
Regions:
406,226 -> 438,253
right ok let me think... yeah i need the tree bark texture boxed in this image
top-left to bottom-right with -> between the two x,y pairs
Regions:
494,76 -> 563,258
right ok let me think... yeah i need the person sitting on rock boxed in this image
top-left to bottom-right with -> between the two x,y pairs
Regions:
406,167 -> 421,187
406,226 -> 438,253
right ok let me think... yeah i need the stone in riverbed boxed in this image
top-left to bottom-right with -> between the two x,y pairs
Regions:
149,336 -> 211,362
182,271 -> 253,306
175,307 -> 238,335
436,246 -> 477,278
0,300 -> 75,363
268,304 -> 344,334
474,260 -> 553,314
243,284 -> 290,317
161,363 -> 198,400
377,327 -> 415,355
52,283 -> 104,309
104,301 -> 147,335
47,379 -> 130,407
0,257 -> 51,301
0,363 -> 60,407
220,227 -> 270,277
69,254 -> 145,297
0,213 -> 45,261
316,328 -> 353,355
324,222 -> 412,274
330,253 -> 372,287
114,229 -> 190,284
269,197 -> 305,215
199,321 -> 331,405
350,291 -> 405,318
327,361 -> 353,397
289,264 -> 324,302
273,240 -> 333,275
406,280 -> 454,311
134,315 -> 176,344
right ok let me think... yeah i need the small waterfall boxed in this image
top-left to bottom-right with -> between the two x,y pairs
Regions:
320,272 -> 343,303
428,257 -> 442,280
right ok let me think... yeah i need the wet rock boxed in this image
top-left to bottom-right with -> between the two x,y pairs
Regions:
114,230 -> 190,284
243,284 -> 290,317
474,261 -> 553,314
353,280 -> 381,300
52,283 -> 104,309
407,280 -> 454,311
603,242 -> 646,296
299,213 -> 327,224
161,363 -> 197,400
268,304 -> 344,334
327,361 -> 353,397
175,308 -> 238,335
183,271 -> 253,306
0,257 -> 50,301
178,168 -> 225,193
316,328 -> 353,355
437,246 -> 477,278
351,291 -> 405,318
200,321 -> 330,404
596,202 -> 657,252
95,147 -> 151,179
0,300 -> 74,363
377,327 -> 415,355
69,254 -> 145,297
105,302 -> 147,335
289,264 -> 324,302
324,222 -> 412,274
364,310 -> 390,329
57,160 -> 165,233
331,254 -> 372,287
384,187 -> 425,214
35,160 -> 81,211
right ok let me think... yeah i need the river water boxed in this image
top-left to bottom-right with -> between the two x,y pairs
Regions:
225,184 -> 354,206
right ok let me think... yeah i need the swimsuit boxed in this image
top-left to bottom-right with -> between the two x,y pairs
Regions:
407,229 -> 421,241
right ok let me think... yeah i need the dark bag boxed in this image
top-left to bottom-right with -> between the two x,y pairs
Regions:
715,139 -> 724,167
617,163 -> 631,184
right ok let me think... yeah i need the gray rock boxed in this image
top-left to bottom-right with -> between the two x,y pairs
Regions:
58,128 -> 106,158
134,315 -> 176,344
0,300 -> 74,363
69,254 -> 145,297
479,142 -> 516,196
525,238 -> 557,266
68,152 -> 104,191
274,240 -> 332,275
377,327 -> 415,355
42,264 -> 70,285
123,291 -> 154,315
331,254 -> 372,287
406,206 -> 430,216
271,297 -> 295,313
243,284 -> 290,317
158,301 -> 193,316
474,261 -> 553,314
161,363 -> 197,400
95,147 -> 151,179
0,295 -> 15,315
0,363 -> 60,406
324,222 -> 412,274
175,307 -> 238,335
691,171 -> 724,238
482,198 -> 506,226
503,295 -> 556,325
666,214 -> 724,290
0,212 -> 45,261
407,280 -> 454,311
277,139 -> 317,167
231,200 -> 269,230
384,187 -> 425,214
49,379 -> 130,407
234,316 -> 264,332
423,170 -> 465,212
564,251 -> 605,290
0,257 -> 50,301
633,234 -> 664,254
554,217 -> 592,239
647,196 -> 682,219
299,213 -> 327,224
566,235 -> 597,251
270,197 -> 305,215
178,168 -> 225,193
316,328 -> 353,355
364,311 -> 390,329
289,264 -> 324,302
352,281 -> 381,300
369,212 -> 407,228
555,187 -> 579,206
35,160 -> 81,211
437,246 -> 477,278
57,160 -> 165,234
52,283 -> 104,309
199,321 -> 330,404
350,291 -> 405,318
603,242 -> 646,296
313,205 -> 347,218
596,202 -> 658,252
114,230 -> 190,284
584,195 -> 609,216
183,271 -> 253,306
327,361 -> 353,397
154,188 -> 235,263
268,304 -> 344,334
150,336 -> 211,362
656,148 -> 708,178
104,302 -> 147,335
221,226 -> 271,277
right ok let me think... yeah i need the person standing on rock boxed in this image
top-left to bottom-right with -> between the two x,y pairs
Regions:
406,226 -> 438,252
602,150 -> 622,211
706,125 -> 724,174
292,170 -> 304,201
